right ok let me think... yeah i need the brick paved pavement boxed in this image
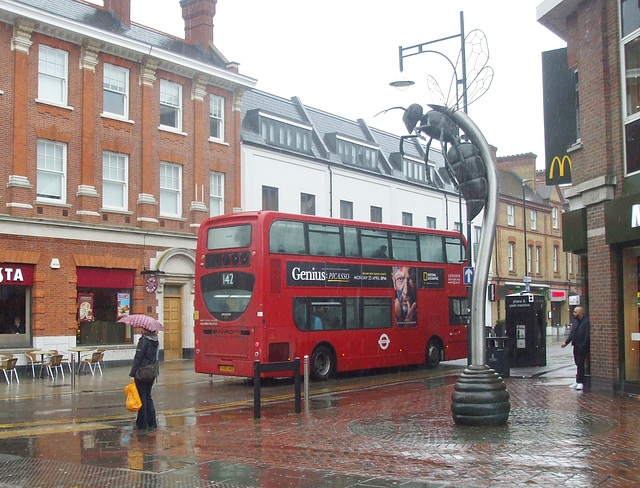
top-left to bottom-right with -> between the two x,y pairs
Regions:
1,337 -> 639,487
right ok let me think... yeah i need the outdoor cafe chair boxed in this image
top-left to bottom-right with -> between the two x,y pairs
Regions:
0,355 -> 19,385
25,350 -> 43,379
45,354 -> 65,380
80,350 -> 104,376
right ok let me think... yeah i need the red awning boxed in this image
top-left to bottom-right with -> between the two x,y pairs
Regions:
76,267 -> 135,288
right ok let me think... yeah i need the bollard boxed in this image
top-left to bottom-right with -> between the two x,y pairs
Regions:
303,355 -> 309,414
71,355 -> 75,390
253,360 -> 261,419
293,357 -> 301,414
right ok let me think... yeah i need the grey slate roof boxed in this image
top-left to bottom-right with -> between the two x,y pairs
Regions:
10,0 -> 227,68
241,89 -> 458,194
498,169 -> 546,206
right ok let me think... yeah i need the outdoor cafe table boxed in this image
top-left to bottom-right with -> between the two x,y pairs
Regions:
32,350 -> 56,378
67,346 -> 95,374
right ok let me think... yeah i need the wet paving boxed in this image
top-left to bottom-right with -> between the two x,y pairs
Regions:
1,339 -> 640,487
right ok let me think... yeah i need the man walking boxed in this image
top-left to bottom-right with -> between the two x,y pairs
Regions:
561,306 -> 590,390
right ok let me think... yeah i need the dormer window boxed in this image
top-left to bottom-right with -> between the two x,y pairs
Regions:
259,112 -> 312,154
337,136 -> 378,168
402,156 -> 426,182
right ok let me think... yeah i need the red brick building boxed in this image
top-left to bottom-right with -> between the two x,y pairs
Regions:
0,0 -> 255,363
538,0 -> 640,393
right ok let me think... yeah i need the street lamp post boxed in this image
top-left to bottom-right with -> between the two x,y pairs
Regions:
391,11 -> 471,264
391,11 -> 468,114
522,179 -> 533,279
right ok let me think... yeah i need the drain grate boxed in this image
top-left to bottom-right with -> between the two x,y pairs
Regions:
348,407 -> 620,445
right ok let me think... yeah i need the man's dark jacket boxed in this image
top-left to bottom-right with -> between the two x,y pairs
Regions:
566,315 -> 590,348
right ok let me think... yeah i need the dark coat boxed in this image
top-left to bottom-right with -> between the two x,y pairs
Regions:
129,333 -> 159,378
566,315 -> 590,349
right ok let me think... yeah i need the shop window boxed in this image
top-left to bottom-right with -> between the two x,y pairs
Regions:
76,288 -> 133,345
0,285 -> 31,348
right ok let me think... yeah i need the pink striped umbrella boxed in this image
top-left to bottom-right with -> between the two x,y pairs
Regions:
117,314 -> 165,332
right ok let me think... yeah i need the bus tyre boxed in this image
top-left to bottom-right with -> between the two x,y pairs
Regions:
310,346 -> 335,381
426,339 -> 442,369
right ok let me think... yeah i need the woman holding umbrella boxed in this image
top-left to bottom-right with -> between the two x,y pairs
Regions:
119,314 -> 163,430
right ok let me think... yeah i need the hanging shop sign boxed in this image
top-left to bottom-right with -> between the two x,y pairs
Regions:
145,274 -> 159,294
117,292 -> 131,317
78,293 -> 94,322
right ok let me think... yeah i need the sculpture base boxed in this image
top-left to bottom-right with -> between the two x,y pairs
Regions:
451,364 -> 510,426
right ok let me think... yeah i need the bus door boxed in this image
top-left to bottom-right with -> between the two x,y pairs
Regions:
447,295 -> 470,359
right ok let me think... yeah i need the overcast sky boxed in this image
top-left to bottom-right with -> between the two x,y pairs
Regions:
118,0 -> 565,166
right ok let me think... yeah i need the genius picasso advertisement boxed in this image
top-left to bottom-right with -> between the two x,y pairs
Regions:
286,262 -> 446,328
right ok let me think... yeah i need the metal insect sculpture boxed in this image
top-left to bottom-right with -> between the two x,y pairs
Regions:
382,27 -> 509,426
377,29 -> 494,222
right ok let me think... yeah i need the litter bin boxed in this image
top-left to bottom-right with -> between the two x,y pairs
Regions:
486,336 -> 510,378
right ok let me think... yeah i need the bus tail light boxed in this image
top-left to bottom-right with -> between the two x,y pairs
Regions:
255,342 -> 259,348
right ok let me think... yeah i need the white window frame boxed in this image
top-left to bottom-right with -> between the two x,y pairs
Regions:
160,162 -> 182,217
159,80 -> 182,131
38,45 -> 68,106
37,139 -> 67,203
553,246 -> 559,273
102,152 -> 128,211
426,216 -> 436,229
210,171 -> 224,217
402,212 -> 413,226
507,204 -> 515,226
508,243 -> 515,271
536,247 -> 541,274
527,245 -> 532,274
530,209 -> 537,230
568,252 -> 573,274
209,94 -> 225,142
552,207 -> 559,229
103,63 -> 129,119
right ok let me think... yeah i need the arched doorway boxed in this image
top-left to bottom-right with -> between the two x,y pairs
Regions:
152,248 -> 195,360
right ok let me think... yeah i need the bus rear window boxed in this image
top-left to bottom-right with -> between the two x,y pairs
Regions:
200,271 -> 255,321
207,225 -> 251,250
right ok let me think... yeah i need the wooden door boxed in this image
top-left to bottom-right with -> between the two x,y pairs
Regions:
164,296 -> 182,360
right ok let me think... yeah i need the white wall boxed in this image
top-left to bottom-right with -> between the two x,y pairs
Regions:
242,145 -> 470,231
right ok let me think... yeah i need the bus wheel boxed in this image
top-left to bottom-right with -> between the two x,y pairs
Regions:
426,339 -> 442,369
310,346 -> 335,381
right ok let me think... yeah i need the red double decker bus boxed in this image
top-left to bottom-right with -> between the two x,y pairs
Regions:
194,211 -> 469,380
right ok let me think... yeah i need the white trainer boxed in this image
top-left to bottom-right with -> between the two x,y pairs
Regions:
569,382 -> 578,389
576,383 -> 584,390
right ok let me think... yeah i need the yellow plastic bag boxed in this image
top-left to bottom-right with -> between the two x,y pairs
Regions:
125,382 -> 142,412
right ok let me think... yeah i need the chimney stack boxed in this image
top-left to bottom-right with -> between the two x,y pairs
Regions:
180,0 -> 216,50
104,0 -> 131,28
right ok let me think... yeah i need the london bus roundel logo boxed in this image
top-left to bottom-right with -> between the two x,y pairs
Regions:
378,334 -> 390,350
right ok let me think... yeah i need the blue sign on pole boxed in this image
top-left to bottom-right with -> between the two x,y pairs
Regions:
463,266 -> 474,285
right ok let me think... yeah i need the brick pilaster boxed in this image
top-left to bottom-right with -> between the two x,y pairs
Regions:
77,39 -> 101,223
7,19 -> 34,217
137,56 -> 159,228
189,74 -> 208,230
